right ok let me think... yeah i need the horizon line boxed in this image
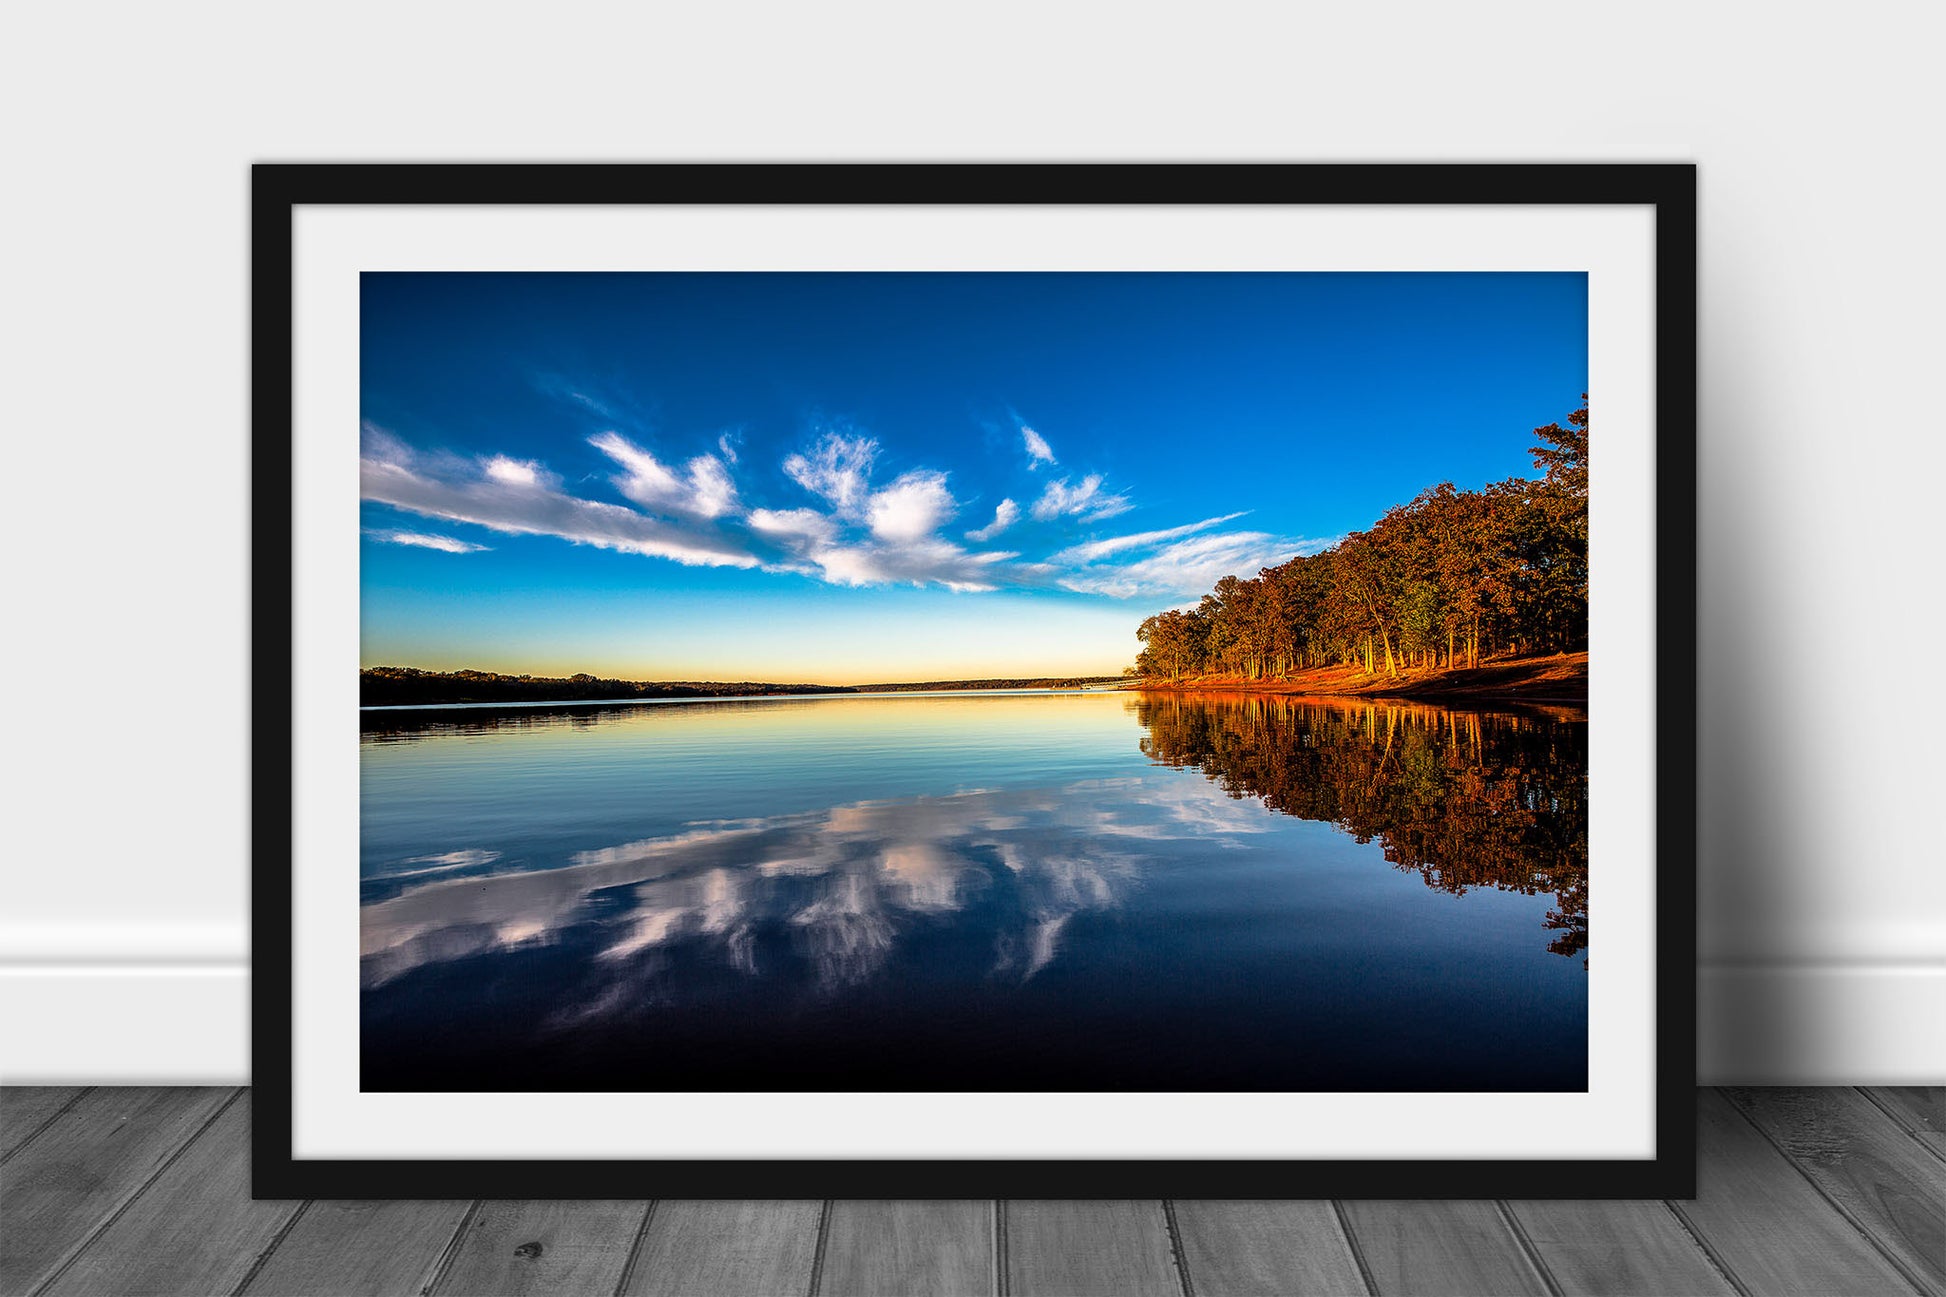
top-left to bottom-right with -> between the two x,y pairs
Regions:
361,663 -> 1129,689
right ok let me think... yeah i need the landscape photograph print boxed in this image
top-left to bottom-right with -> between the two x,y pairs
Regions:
358,270 -> 1591,1094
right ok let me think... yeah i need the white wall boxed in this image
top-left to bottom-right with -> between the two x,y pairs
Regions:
2,1 -> 1939,1085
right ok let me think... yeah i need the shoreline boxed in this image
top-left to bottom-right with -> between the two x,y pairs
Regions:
1122,651 -> 1589,707
359,658 -> 1588,710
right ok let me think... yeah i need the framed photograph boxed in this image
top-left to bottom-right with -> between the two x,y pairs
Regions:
254,163 -> 1696,1198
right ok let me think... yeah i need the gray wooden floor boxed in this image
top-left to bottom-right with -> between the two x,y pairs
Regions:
0,1089 -> 1939,1297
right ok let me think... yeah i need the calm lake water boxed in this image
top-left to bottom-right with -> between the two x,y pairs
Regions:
361,690 -> 1588,1092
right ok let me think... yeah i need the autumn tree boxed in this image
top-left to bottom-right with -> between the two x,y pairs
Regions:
1131,399 -> 1590,679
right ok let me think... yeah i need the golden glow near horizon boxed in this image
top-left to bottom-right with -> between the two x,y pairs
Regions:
360,592 -> 1138,684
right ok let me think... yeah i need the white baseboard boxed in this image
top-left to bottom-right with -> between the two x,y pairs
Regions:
1696,963 -> 1946,1085
0,966 -> 249,1084
2,961 -> 1940,1085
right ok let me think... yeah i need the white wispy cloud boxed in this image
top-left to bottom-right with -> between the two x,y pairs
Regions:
589,431 -> 739,519
483,456 -> 540,486
752,466 -> 1016,589
1022,425 -> 1056,468
783,430 -> 878,514
685,454 -> 739,518
747,507 -> 839,546
760,433 -> 1023,590
867,470 -> 957,542
716,430 -> 741,464
1030,474 -> 1133,522
1047,513 -> 1246,565
1057,531 -> 1332,599
360,421 -> 416,464
806,539 -> 1017,593
755,514 -> 1016,592
588,431 -> 678,499
366,529 -> 491,554
535,382 -> 621,424
360,428 -> 761,569
965,498 -> 1020,542
361,412 -> 1317,604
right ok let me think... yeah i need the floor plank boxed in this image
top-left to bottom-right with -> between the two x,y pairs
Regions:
620,1200 -> 823,1297
239,1197 -> 474,1296
1866,1087 -> 1946,1159
1171,1200 -> 1368,1296
1673,1089 -> 1923,1297
1727,1086 -> 1946,1295
1004,1200 -> 1180,1297
818,1200 -> 995,1297
1336,1201 -> 1550,1297
40,1091 -> 300,1297
0,1085 -> 233,1295
4,1086 -> 1943,1297
430,1199 -> 650,1296
1504,1199 -> 1736,1296
0,1085 -> 85,1161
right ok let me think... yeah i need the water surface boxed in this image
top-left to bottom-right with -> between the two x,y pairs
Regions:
361,690 -> 1587,1091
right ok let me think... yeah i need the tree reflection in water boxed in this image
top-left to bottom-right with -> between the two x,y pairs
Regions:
1129,693 -> 1588,962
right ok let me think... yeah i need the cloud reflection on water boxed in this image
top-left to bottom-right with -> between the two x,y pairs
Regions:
359,774 -> 1271,994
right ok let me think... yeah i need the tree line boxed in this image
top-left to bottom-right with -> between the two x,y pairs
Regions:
1136,400 -> 1589,681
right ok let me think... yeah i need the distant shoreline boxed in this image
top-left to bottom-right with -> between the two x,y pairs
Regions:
360,667 -> 1124,708
1124,651 -> 1589,707
362,658 -> 1585,709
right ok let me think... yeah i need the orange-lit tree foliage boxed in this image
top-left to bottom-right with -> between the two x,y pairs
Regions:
1136,400 -> 1589,680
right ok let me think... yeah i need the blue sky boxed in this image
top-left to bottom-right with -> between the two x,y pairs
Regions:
360,272 -> 1586,682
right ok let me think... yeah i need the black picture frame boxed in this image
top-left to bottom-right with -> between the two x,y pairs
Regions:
252,162 -> 1697,1199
